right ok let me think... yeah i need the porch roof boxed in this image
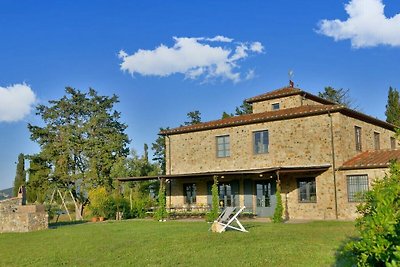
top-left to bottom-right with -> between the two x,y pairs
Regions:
116,164 -> 331,182
339,149 -> 400,170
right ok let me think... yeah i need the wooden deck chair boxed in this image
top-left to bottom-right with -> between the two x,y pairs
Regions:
211,206 -> 248,233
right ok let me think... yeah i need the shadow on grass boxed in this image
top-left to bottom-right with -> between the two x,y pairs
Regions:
333,236 -> 359,267
49,220 -> 88,229
243,223 -> 263,230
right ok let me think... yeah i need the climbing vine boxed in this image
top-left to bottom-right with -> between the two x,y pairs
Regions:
273,181 -> 283,223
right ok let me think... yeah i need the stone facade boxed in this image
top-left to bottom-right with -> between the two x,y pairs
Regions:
161,87 -> 396,220
335,168 -> 388,220
0,193 -> 48,233
252,94 -> 323,113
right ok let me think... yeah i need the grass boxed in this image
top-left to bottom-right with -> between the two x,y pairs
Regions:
0,220 -> 355,266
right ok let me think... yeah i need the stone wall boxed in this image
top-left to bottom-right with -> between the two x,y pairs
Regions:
166,111 -> 395,175
336,168 -> 388,220
335,115 -> 395,166
252,95 -> 323,113
0,197 -> 48,233
166,113 -> 334,175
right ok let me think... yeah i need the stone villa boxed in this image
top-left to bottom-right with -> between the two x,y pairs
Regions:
119,85 -> 400,220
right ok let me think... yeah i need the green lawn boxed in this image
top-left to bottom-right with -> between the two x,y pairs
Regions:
0,220 -> 355,266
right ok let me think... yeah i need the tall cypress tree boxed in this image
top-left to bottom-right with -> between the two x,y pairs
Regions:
385,87 -> 400,126
13,153 -> 26,197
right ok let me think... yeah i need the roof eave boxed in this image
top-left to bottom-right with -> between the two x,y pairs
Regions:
338,164 -> 390,170
160,107 -> 341,135
117,165 -> 331,182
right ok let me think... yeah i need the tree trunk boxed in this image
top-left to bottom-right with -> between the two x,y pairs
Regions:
69,190 -> 84,220
130,188 -> 133,210
75,202 -> 84,220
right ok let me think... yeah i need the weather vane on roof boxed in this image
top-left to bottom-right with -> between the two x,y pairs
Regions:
288,70 -> 294,87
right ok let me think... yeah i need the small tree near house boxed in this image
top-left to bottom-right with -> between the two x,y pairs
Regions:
206,175 -> 219,222
273,181 -> 284,223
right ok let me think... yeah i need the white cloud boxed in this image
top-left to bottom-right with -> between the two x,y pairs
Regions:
205,36 -> 233,42
317,0 -> 400,48
245,69 -> 256,80
250,42 -> 264,53
0,83 -> 36,122
119,36 -> 264,83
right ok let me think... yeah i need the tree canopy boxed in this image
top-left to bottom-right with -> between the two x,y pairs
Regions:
318,86 -> 354,108
184,110 -> 202,125
26,154 -> 51,203
221,100 -> 253,119
28,87 -> 129,219
385,86 -> 400,126
151,127 -> 169,175
13,153 -> 26,197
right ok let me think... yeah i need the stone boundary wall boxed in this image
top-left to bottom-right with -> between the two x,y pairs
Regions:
0,197 -> 48,233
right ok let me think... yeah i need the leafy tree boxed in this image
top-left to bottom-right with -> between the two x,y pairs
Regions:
221,100 -> 253,119
111,147 -> 160,179
28,87 -> 129,220
152,127 -> 169,175
13,153 -> 26,197
235,100 -> 253,115
385,86 -> 400,126
318,86 -> 353,108
110,146 -> 160,215
26,154 -> 51,203
184,110 -> 202,125
221,111 -> 233,119
343,162 -> 400,266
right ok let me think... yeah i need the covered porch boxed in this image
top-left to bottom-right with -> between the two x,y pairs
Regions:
117,165 -> 331,219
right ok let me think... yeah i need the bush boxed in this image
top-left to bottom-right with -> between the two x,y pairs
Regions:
343,162 -> 400,266
45,203 -> 59,221
88,187 -> 109,218
206,175 -> 219,222
273,182 -> 283,223
131,197 -> 148,218
103,194 -> 131,220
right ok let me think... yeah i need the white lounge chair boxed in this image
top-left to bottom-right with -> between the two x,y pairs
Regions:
211,206 -> 248,233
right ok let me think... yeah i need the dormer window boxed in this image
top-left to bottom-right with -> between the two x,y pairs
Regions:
272,103 -> 280,110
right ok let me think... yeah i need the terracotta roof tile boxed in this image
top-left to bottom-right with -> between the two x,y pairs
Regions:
340,149 -> 400,170
161,105 -> 342,135
160,86 -> 395,136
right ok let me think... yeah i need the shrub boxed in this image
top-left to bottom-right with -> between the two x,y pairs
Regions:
131,196 -> 148,218
343,162 -> 400,266
103,194 -> 131,220
45,203 -> 58,221
273,182 -> 283,223
88,187 -> 109,218
206,175 -> 219,222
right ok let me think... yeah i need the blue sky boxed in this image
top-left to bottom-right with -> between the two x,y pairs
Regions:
0,0 -> 399,189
